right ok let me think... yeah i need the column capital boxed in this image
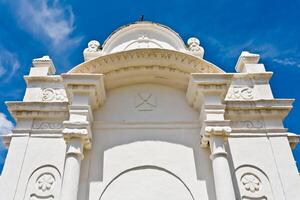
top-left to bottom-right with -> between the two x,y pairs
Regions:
201,120 -> 231,148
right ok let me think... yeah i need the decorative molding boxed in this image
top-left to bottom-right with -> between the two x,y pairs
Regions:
69,48 -> 223,74
231,120 -> 265,129
42,88 -> 67,102
33,121 -> 63,129
135,92 -> 157,111
226,86 -> 254,100
205,126 -> 232,136
62,128 -> 88,138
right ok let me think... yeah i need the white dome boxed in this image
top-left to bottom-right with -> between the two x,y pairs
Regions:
102,22 -> 187,54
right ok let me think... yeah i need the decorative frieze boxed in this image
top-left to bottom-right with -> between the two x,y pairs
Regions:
231,120 -> 265,129
32,121 -> 63,129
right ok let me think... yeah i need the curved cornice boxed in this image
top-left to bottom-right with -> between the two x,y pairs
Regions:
69,48 -> 224,90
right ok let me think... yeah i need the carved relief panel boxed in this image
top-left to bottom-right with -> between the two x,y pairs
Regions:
24,166 -> 61,200
41,88 -> 67,102
235,165 -> 273,200
226,86 -> 254,100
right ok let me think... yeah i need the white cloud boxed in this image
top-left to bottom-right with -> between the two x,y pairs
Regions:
273,58 -> 300,67
0,113 -> 13,136
0,48 -> 20,82
15,0 -> 81,51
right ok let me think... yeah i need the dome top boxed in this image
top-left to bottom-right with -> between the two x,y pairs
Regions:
82,21 -> 205,61
101,21 -> 187,54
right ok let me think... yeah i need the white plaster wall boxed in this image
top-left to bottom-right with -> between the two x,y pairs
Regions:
78,84 -> 216,200
0,136 -> 66,200
0,136 -> 30,200
228,136 -> 300,200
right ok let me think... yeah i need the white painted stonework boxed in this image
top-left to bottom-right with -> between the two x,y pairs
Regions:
1,21 -> 300,200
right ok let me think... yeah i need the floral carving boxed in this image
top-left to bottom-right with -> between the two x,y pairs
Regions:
36,173 -> 55,192
227,86 -> 254,100
241,174 -> 261,193
42,88 -> 67,102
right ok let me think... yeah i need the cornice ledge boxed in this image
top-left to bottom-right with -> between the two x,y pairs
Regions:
24,75 -> 62,84
6,101 -> 69,111
287,132 -> 300,149
6,101 -> 69,120
68,48 -> 225,74
225,99 -> 294,108
232,72 -> 272,79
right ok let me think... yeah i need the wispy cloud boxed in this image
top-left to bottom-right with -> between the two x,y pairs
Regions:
13,0 -> 82,51
0,113 -> 13,136
206,36 -> 300,68
0,48 -> 20,82
273,58 -> 300,67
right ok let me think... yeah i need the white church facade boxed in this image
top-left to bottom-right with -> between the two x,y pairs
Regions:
0,21 -> 300,200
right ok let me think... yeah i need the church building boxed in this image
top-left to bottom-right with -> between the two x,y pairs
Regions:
1,21 -> 300,200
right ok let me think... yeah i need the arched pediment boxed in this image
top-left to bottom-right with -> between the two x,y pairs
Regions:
68,48 -> 224,90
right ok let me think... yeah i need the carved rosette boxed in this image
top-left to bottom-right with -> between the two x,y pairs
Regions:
235,165 -> 272,199
241,173 -> 261,193
36,173 -> 55,192
226,86 -> 254,100
25,166 -> 61,200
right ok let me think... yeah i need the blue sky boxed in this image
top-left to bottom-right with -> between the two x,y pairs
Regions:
1,0 -> 300,172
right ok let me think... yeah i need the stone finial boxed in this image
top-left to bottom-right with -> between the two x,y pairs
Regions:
83,40 -> 102,61
187,37 -> 204,58
235,51 -> 265,73
29,55 -> 56,76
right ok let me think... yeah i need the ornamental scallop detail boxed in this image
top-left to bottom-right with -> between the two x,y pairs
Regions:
227,86 -> 254,100
36,173 -> 55,192
241,173 -> 261,193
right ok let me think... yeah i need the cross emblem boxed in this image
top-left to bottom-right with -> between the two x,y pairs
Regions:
135,92 -> 157,111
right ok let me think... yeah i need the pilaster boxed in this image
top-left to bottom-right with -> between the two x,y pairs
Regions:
60,73 -> 105,200
187,73 -> 236,200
